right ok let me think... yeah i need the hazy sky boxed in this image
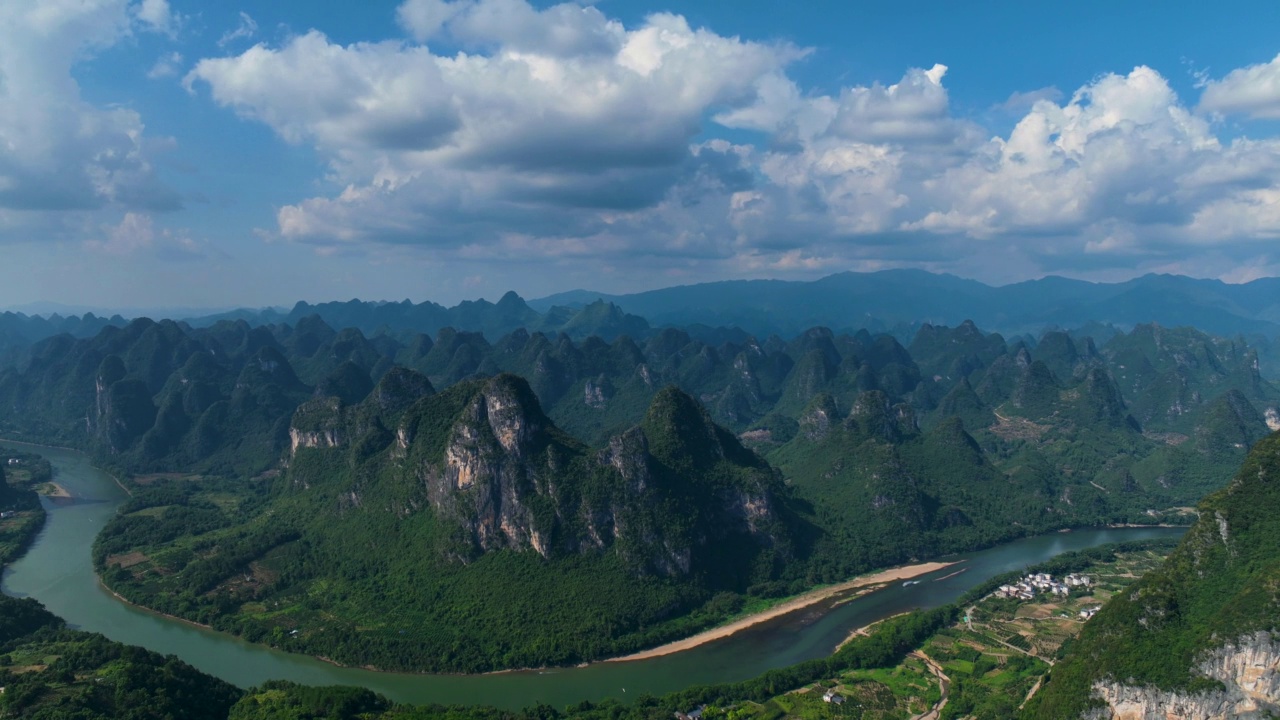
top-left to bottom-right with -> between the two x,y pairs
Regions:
4,0 -> 1280,311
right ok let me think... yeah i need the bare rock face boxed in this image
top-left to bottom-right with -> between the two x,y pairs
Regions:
846,390 -> 916,442
1087,632 -> 1280,719
290,427 -> 344,454
584,377 -> 609,409
426,375 -> 551,557
599,427 -> 651,494
290,372 -> 792,581
799,394 -> 838,441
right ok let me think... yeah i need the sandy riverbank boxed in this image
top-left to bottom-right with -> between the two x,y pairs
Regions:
1105,523 -> 1191,529
607,560 -> 957,663
39,481 -> 72,499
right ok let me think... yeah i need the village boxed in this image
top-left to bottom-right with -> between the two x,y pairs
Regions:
993,572 -> 1092,601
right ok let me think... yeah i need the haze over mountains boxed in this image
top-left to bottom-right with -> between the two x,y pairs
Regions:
530,271 -> 1280,338
5,271 -> 1280,358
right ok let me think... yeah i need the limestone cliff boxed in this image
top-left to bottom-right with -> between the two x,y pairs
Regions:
1086,632 -> 1280,719
289,372 -> 794,581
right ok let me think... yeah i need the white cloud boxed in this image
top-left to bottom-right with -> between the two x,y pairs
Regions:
904,67 -> 1222,239
134,0 -> 180,37
87,212 -> 211,260
183,2 -> 1280,282
218,11 -> 258,48
828,64 -> 969,145
0,0 -> 177,240
187,32 -> 459,155
187,1 -> 799,257
996,87 -> 1063,115
88,212 -> 156,254
397,0 -> 468,42
1199,53 -> 1280,119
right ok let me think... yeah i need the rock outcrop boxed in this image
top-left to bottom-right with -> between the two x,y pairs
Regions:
289,373 -> 793,580
1087,632 -> 1280,719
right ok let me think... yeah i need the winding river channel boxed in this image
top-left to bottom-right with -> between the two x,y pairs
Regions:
0,441 -> 1186,710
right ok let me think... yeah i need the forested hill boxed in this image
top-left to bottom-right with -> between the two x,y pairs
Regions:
188,293 -> 652,343
8,311 -> 1263,671
0,310 -> 125,357
93,376 -> 808,672
1,313 -> 1275,491
1025,430 -> 1280,718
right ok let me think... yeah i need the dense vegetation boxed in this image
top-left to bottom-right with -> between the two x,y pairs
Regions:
219,539 -> 1180,720
1,295 -> 1275,675
93,376 -> 806,673
0,450 -> 50,566
0,600 -> 241,720
0,312 -> 1249,672
1025,430 -> 1280,718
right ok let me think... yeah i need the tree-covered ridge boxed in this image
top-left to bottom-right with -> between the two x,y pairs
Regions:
0,601 -> 242,720
15,314 -> 1260,673
94,378 -> 805,673
0,310 -> 1272,673
1,311 -> 1273,482
1025,431 -> 1280,718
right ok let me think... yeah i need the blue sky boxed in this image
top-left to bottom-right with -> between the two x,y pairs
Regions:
5,0 -> 1280,312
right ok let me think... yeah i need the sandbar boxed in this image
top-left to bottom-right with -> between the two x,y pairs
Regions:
40,482 -> 72,499
607,559 -> 957,662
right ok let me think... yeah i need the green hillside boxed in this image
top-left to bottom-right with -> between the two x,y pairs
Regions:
1025,431 -> 1280,718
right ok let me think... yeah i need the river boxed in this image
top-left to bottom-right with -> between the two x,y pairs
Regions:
0,442 -> 1186,710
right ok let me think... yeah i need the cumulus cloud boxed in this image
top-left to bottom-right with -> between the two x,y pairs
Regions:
397,0 -> 464,42
134,0 -> 180,37
1199,53 -> 1280,119
183,1 -> 1280,282
187,2 -> 798,257
0,0 -> 179,241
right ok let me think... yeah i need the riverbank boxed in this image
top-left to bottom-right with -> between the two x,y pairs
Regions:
0,437 -> 132,498
100,581 -> 218,633
835,611 -> 911,651
1105,523 -> 1192,529
606,560 -> 958,663
39,481 -> 72,499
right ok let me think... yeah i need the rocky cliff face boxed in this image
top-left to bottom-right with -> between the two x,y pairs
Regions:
289,372 -> 793,581
416,378 -> 789,576
1086,632 -> 1280,719
422,375 -> 555,557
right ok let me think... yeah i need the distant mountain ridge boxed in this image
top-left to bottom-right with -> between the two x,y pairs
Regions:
185,293 -> 654,344
4,272 -> 1279,362
531,270 -> 1280,339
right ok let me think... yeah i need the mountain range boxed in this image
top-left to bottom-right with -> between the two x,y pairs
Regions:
532,270 -> 1280,339
0,302 -> 1273,671
6,271 -> 1280,362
